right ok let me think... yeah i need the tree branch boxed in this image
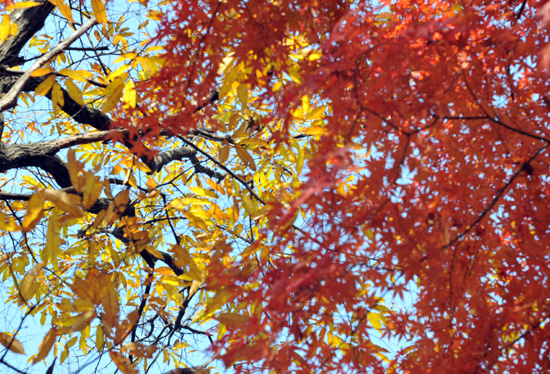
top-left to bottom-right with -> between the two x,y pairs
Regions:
0,17 -> 97,112
0,0 -> 55,66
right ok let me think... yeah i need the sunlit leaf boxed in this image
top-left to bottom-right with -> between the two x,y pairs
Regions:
34,75 -> 56,96
45,209 -> 61,271
7,2 -> 41,10
22,190 -> 45,232
51,82 -> 64,108
101,77 -> 125,114
18,262 -> 46,305
0,15 -> 9,44
43,189 -> 85,217
91,0 -> 107,25
82,172 -> 103,209
104,189 -> 130,225
47,0 -> 74,23
65,79 -> 84,105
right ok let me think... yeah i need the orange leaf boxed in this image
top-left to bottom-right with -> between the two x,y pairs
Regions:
22,190 -> 45,232
110,351 -> 137,374
215,312 -> 250,328
0,333 -> 25,355
114,309 -> 139,345
32,327 -> 57,364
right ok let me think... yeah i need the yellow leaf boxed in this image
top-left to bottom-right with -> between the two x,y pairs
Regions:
0,15 -> 10,44
288,66 -> 302,84
241,194 -> 256,216
92,209 -> 106,228
188,186 -> 218,198
0,212 -> 19,232
47,0 -> 74,23
219,65 -> 239,99
22,190 -> 45,232
51,82 -> 64,108
304,126 -> 326,136
32,327 -> 57,364
0,333 -> 25,355
101,77 -> 124,114
170,244 -> 202,281
272,81 -> 283,92
205,178 -> 226,195
237,84 -> 248,107
136,56 -> 160,75
104,189 -> 130,225
144,245 -> 165,259
46,209 -> 61,271
189,279 -> 202,298
59,68 -> 93,83
364,228 -> 375,240
302,95 -> 310,114
18,262 -> 46,305
186,205 -> 211,221
67,149 -> 82,193
43,189 -> 85,217
367,312 -> 384,332
65,79 -> 84,105
101,275 -> 120,329
308,51 -> 322,61
95,325 -> 104,351
215,313 -> 250,328
72,298 -> 94,312
110,351 -> 137,374
210,206 -> 231,221
202,289 -> 233,317
122,80 -> 136,108
107,64 -> 130,81
30,67 -> 53,77
7,2 -> 41,10
34,75 -> 56,96
91,0 -> 107,25
145,178 -> 157,190
308,105 -> 326,120
71,310 -> 96,332
82,172 -> 102,209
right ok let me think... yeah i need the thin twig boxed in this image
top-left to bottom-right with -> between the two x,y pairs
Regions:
179,137 -> 266,204
443,143 -> 549,248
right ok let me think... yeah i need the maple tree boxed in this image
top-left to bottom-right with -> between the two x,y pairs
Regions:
1,0 -> 550,373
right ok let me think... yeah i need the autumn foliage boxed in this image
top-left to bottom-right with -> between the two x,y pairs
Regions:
2,0 -> 550,373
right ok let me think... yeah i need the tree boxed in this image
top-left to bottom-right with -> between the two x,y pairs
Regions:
1,0 -> 550,373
